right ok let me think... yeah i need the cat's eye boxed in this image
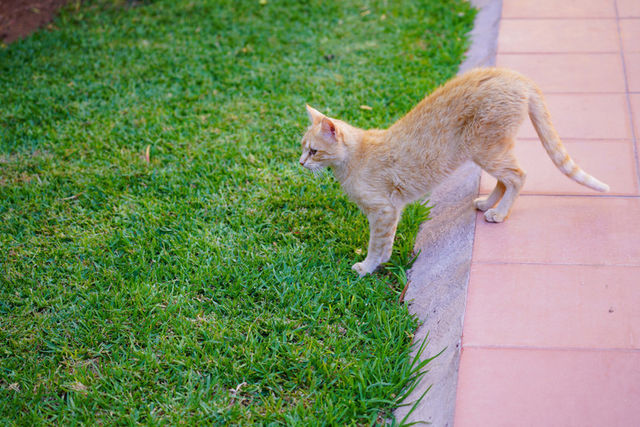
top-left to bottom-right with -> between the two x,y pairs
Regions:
309,148 -> 317,155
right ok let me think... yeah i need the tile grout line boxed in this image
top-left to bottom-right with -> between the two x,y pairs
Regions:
528,90 -> 628,95
472,260 -> 640,268
463,344 -> 640,353
517,193 -> 640,198
614,0 -> 640,191
502,17 -> 640,20
498,52 -> 622,55
530,193 -> 640,198
501,17 -> 618,20
499,51 -> 620,55
517,137 -> 632,141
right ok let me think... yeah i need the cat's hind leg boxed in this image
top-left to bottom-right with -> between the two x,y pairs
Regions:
474,181 -> 505,212
475,148 -> 526,223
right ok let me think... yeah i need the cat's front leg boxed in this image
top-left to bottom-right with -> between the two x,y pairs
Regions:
352,205 -> 401,277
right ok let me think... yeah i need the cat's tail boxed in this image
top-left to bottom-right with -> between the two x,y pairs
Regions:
527,88 -> 610,192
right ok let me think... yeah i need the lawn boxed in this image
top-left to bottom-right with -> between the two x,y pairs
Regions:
0,0 -> 474,423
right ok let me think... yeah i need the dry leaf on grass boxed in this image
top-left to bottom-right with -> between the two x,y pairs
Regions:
69,381 -> 88,393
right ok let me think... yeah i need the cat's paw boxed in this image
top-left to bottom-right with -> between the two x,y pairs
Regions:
484,208 -> 506,223
352,261 -> 375,277
473,197 -> 492,212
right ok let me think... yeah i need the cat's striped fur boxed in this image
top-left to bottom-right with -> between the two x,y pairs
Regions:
299,68 -> 609,276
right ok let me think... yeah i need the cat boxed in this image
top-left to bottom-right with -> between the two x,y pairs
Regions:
299,67 -> 609,277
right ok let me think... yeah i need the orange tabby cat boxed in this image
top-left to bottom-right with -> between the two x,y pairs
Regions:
299,67 -> 609,276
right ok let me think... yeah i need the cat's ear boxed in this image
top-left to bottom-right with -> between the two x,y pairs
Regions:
320,117 -> 337,143
306,104 -> 324,123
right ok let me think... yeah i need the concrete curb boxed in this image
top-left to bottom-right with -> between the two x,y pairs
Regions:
393,1 -> 501,425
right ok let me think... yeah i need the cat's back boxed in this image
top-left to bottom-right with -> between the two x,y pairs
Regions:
431,67 -> 532,107
420,68 -> 533,139
392,68 -> 532,134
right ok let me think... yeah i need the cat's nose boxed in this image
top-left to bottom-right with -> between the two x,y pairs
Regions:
299,160 -> 305,166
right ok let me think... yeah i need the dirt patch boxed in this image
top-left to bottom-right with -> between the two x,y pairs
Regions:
0,0 -> 71,44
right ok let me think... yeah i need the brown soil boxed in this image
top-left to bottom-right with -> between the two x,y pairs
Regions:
0,0 -> 71,44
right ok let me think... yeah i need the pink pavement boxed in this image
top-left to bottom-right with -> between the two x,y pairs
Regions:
453,0 -> 640,425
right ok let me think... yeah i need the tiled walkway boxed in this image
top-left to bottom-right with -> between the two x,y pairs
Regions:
454,1 -> 640,425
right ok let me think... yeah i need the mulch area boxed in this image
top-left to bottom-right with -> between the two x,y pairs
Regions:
0,0 -> 70,43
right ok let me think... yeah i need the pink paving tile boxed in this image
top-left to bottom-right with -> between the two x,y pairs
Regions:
463,264 -> 640,349
473,196 -> 640,265
502,0 -> 616,18
498,19 -> 619,53
618,0 -> 640,18
620,19 -> 640,53
625,52 -> 640,92
517,93 -> 632,140
631,94 -> 640,136
479,140 -> 639,195
496,53 -> 625,93
455,348 -> 640,427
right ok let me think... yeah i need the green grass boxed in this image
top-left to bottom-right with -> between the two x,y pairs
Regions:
0,0 -> 474,423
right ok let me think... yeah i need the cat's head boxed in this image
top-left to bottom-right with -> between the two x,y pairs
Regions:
299,105 -> 349,172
